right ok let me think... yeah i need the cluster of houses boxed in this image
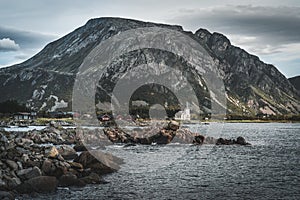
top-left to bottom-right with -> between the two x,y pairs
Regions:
11,103 -> 193,123
12,111 -> 75,121
13,112 -> 37,120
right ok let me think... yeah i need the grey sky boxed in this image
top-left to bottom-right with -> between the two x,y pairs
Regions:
0,0 -> 299,77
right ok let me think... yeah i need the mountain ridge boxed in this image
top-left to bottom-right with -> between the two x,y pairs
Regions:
0,17 -> 299,116
288,76 -> 300,92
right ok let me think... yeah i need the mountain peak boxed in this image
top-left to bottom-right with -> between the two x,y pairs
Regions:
85,17 -> 184,31
0,18 -> 299,115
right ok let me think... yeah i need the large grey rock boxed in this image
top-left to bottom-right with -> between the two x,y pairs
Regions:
5,160 -> 18,170
193,135 -> 205,145
0,191 -> 14,200
15,138 -> 33,147
0,133 -> 8,143
17,166 -> 42,180
6,177 -> 21,189
58,173 -> 85,187
57,145 -> 78,160
41,159 -> 67,178
168,120 -> 180,131
74,150 -> 123,175
16,176 -> 58,194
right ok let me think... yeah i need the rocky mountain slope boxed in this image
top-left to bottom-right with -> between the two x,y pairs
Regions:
0,17 -> 299,116
288,76 -> 300,92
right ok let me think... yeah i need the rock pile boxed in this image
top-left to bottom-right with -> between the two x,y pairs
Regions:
104,121 -> 179,145
216,136 -> 250,145
0,121 -> 251,199
0,127 -> 122,199
103,121 -> 251,146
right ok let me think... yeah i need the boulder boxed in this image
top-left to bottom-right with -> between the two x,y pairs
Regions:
148,129 -> 176,144
41,159 -> 66,178
236,136 -> 249,145
0,133 -> 8,143
74,151 -> 123,175
16,176 -> 58,194
73,144 -> 87,152
45,146 -> 59,158
216,137 -> 250,145
69,162 -> 83,170
17,166 -> 42,180
41,159 -> 53,174
58,173 -> 85,187
216,138 -> 233,145
134,137 -> 151,145
6,177 -> 21,189
57,145 -> 78,160
15,138 -> 33,147
168,120 -> 180,131
193,135 -> 205,145
171,129 -> 197,144
0,191 -> 14,200
42,159 -> 68,178
5,160 -> 18,170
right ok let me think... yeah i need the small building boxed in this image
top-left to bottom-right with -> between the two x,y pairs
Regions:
99,114 -> 111,122
175,102 -> 191,121
13,112 -> 37,120
48,111 -> 65,118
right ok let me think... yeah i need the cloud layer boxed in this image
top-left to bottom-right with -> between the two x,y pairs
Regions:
0,26 -> 57,67
0,38 -> 19,51
170,5 -> 300,54
0,1 -> 298,77
169,5 -> 300,77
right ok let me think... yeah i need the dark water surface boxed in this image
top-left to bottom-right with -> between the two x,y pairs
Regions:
24,123 -> 300,199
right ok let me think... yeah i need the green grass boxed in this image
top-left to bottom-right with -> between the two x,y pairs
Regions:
35,117 -> 74,125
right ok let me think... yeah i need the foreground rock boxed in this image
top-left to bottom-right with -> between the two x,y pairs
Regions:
216,136 -> 250,145
0,191 -> 15,200
103,121 -> 251,146
0,127 -> 123,196
16,176 -> 58,194
74,151 -> 124,174
0,122 -> 250,196
104,121 -> 179,145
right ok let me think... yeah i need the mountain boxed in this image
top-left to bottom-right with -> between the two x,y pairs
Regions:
289,76 -> 300,91
0,17 -> 299,116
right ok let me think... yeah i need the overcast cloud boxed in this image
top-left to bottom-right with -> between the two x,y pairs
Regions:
0,38 -> 20,51
170,5 -> 300,51
0,0 -> 299,77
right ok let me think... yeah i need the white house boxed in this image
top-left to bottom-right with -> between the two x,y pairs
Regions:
175,102 -> 191,121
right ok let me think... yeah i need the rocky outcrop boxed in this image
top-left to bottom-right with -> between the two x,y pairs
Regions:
103,121 -> 250,146
74,151 -> 123,174
0,127 -> 122,195
216,136 -> 250,145
104,121 -> 179,145
16,176 -> 58,194
195,28 -> 300,115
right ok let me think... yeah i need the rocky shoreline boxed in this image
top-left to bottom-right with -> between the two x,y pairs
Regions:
0,121 -> 250,199
103,121 -> 250,146
0,123 -> 123,199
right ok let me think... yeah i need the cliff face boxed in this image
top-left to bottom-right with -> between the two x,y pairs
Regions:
0,17 -> 299,115
194,29 -> 299,115
289,76 -> 300,92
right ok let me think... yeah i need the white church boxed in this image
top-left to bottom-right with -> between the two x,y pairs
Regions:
175,102 -> 191,121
